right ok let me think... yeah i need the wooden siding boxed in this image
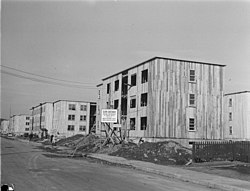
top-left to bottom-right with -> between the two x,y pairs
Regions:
9,115 -> 30,135
52,101 -> 90,137
30,103 -> 53,135
145,59 -> 223,139
223,93 -> 250,140
97,57 -> 224,140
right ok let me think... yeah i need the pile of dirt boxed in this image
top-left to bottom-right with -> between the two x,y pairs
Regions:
56,134 -> 85,147
110,141 -> 192,165
55,134 -> 192,165
73,134 -> 103,153
70,134 -> 122,155
39,139 -> 52,145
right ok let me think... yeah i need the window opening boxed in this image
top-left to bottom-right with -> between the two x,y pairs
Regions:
141,69 -> 148,83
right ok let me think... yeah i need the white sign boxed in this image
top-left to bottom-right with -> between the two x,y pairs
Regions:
101,109 -> 117,123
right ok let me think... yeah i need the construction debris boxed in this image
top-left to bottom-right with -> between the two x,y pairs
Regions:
110,141 -> 192,165
54,134 -> 192,165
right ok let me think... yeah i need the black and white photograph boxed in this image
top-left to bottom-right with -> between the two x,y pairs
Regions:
1,0 -> 250,190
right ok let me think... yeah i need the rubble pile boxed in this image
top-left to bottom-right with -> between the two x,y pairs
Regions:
71,134 -> 123,154
55,134 -> 192,165
110,141 -> 192,165
56,134 -> 84,147
73,134 -> 103,153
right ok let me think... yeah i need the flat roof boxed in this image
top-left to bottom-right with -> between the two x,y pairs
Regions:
96,83 -> 103,87
224,91 -> 250,96
30,102 -> 53,110
30,100 -> 97,110
53,100 -> 96,104
10,114 -> 29,118
102,56 -> 226,81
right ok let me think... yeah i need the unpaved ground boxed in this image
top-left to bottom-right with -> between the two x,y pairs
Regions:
52,134 -> 192,165
22,134 -> 250,182
4,137 -> 218,191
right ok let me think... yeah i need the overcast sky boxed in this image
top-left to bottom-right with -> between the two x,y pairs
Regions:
1,0 -> 250,119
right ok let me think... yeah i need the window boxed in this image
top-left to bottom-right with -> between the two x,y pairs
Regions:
107,83 -> 110,94
68,125 -> 75,131
79,125 -> 86,131
25,128 -> 29,131
189,118 -> 195,131
26,122 -> 30,126
115,80 -> 119,91
229,126 -> 233,135
141,117 -> 147,130
229,112 -> 232,121
141,93 -> 147,107
81,105 -> 87,111
69,104 -> 76,110
130,97 -> 136,108
114,99 -> 119,109
229,98 -> 232,107
141,69 -> 148,83
68,115 -> 75,121
26,117 -> 30,120
80,115 -> 87,121
98,90 -> 101,99
189,70 -> 195,82
130,118 -> 135,130
131,74 -> 136,86
189,141 -> 194,147
189,94 -> 195,106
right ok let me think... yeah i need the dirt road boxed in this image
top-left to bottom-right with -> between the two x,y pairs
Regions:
1,137 -> 219,191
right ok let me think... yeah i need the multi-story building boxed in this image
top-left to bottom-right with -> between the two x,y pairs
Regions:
0,120 -> 9,134
52,100 -> 96,137
30,102 -> 53,138
9,115 -> 30,135
96,57 -> 225,146
223,91 -> 250,140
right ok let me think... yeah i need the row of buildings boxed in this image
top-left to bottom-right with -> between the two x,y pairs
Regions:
1,57 -> 250,146
1,100 -> 96,138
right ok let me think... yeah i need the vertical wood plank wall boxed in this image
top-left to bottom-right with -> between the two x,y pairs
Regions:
97,58 -> 224,140
223,92 -> 250,140
145,59 -> 224,139
52,101 -> 90,137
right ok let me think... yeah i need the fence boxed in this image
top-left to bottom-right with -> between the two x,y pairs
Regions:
193,141 -> 250,163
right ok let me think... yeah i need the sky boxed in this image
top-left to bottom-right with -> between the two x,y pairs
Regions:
1,0 -> 250,119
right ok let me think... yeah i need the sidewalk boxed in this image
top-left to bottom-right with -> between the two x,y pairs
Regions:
88,153 -> 250,191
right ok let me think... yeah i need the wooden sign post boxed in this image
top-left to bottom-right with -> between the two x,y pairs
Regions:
101,109 -> 121,145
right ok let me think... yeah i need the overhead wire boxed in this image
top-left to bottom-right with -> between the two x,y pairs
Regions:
1,65 -> 96,85
1,69 -> 97,90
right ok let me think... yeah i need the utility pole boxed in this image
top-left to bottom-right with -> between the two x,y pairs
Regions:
31,107 -> 34,132
40,103 -> 43,138
8,105 -> 11,133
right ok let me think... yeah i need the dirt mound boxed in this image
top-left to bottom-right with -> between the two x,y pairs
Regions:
56,134 -> 192,165
72,135 -> 135,154
110,141 -> 192,165
73,134 -> 101,152
56,134 -> 84,147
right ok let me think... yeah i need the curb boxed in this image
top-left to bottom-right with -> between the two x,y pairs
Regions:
87,154 -> 250,191
135,166 -> 248,191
